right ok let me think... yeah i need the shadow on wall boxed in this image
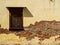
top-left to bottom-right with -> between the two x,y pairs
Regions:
23,7 -> 33,17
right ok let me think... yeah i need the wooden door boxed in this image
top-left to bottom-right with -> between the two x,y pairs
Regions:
7,7 -> 24,31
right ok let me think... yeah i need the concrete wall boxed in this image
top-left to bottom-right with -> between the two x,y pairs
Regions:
0,0 -> 60,29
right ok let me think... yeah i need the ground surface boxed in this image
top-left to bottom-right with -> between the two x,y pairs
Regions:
0,20 -> 60,45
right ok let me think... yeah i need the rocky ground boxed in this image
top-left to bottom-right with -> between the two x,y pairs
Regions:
0,20 -> 60,45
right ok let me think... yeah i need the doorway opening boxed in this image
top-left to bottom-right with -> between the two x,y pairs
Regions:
7,7 -> 24,31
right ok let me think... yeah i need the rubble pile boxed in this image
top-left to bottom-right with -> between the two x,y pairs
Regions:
0,25 -> 10,34
0,20 -> 60,40
0,21 -> 60,45
22,20 -> 60,40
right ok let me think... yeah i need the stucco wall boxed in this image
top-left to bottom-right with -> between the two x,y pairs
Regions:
0,0 -> 60,29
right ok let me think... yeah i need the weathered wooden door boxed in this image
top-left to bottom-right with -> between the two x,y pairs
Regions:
7,7 -> 24,31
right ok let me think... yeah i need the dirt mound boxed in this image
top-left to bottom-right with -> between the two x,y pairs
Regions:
0,25 -> 10,34
23,20 -> 60,40
0,20 -> 60,40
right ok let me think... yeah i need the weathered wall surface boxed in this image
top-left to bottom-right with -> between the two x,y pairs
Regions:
0,0 -> 60,29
